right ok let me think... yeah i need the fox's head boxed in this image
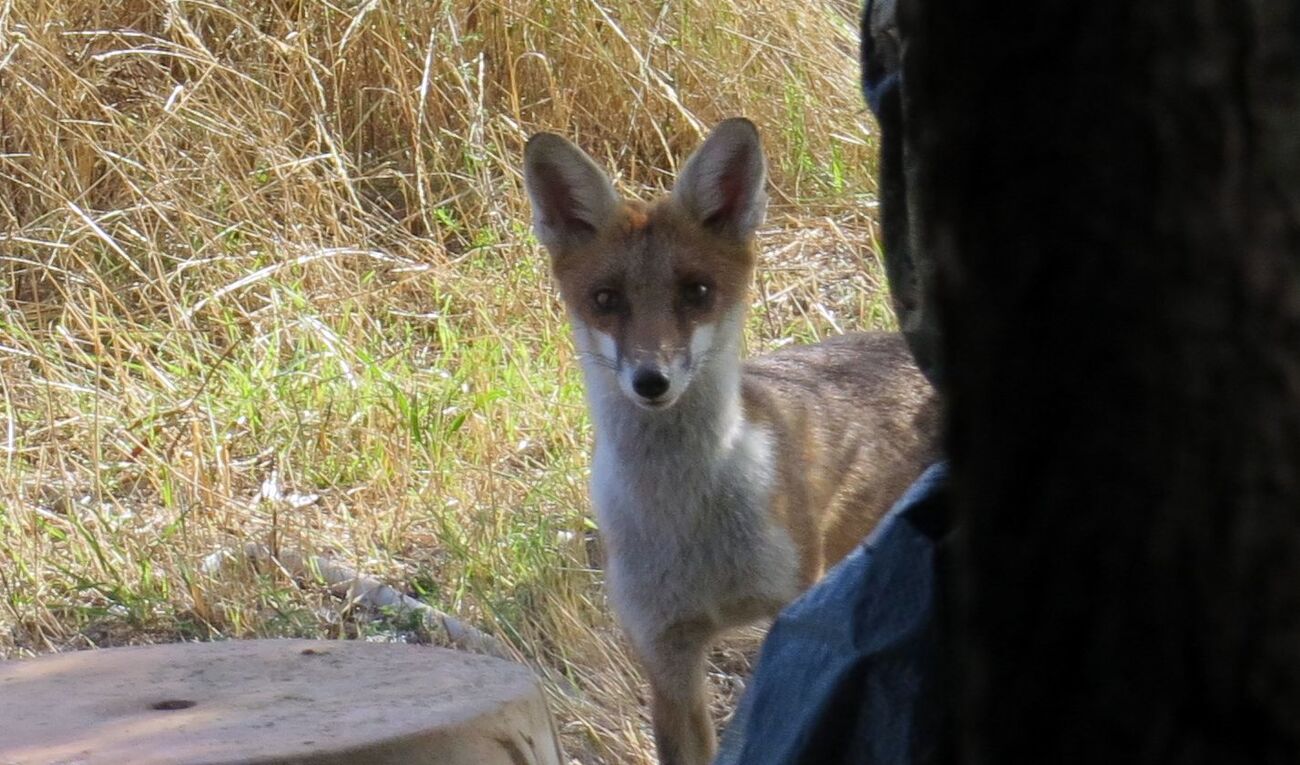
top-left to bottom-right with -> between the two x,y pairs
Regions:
523,118 -> 767,411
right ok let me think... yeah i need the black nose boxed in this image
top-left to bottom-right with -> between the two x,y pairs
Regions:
631,367 -> 670,399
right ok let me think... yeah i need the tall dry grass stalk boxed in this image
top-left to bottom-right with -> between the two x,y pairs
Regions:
0,1 -> 885,761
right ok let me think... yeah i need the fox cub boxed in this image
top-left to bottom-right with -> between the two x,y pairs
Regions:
523,118 -> 939,765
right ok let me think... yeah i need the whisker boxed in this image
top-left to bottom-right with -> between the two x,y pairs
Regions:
577,350 -> 619,371
689,349 -> 716,371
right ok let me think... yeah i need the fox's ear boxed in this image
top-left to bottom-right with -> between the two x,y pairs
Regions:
672,118 -> 767,238
523,133 -> 620,249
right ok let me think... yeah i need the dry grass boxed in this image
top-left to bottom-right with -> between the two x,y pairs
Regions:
0,1 -> 889,761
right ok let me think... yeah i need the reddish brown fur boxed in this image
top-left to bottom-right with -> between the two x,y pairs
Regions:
550,199 -> 755,365
742,334 -> 941,586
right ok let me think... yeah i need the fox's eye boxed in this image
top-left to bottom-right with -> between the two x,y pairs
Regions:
593,288 -> 622,313
681,282 -> 712,308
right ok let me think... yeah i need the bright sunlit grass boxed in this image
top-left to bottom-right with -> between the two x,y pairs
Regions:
0,1 -> 889,760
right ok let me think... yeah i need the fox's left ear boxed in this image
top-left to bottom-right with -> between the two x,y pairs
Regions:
672,118 -> 767,238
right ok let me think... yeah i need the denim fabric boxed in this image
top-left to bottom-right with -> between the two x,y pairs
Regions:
714,463 -> 952,765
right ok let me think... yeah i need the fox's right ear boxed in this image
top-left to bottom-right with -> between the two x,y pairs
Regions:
523,133 -> 620,250
672,118 -> 767,239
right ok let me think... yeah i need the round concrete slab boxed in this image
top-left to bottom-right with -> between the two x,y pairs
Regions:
0,639 -> 563,765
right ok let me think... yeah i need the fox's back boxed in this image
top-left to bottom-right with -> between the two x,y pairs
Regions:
742,331 -> 940,582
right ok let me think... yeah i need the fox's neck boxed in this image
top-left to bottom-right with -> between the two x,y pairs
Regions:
581,324 -> 746,465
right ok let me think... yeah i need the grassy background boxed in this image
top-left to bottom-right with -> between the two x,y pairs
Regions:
0,1 -> 890,761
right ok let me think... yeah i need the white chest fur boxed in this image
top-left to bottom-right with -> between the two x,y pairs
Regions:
586,382 -> 801,648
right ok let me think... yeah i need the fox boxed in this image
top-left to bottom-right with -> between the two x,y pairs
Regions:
522,118 -> 940,765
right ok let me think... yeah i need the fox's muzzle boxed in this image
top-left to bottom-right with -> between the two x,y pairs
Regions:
631,365 -> 672,402
617,349 -> 687,410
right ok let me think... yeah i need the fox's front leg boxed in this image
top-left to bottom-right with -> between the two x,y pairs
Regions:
639,622 -> 715,765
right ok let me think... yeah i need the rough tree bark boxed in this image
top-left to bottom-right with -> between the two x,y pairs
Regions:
901,2 -> 1300,762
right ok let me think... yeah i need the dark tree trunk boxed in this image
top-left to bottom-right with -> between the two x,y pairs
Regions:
901,1 -> 1300,762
